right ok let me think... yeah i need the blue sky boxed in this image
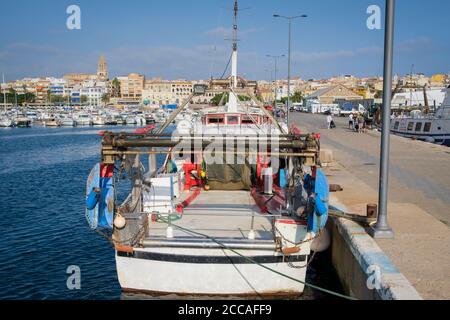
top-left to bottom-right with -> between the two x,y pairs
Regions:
0,0 -> 449,81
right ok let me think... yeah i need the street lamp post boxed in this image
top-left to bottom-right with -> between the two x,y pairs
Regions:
370,0 -> 396,239
273,14 -> 307,127
266,54 -> 285,111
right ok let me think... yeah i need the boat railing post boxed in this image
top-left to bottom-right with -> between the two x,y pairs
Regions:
370,0 -> 395,239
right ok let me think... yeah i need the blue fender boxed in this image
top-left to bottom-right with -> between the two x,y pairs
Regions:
98,175 -> 114,229
85,164 -> 100,230
305,169 -> 329,233
85,163 -> 115,230
86,188 -> 100,210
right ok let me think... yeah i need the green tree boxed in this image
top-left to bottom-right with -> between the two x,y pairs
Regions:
278,91 -> 303,105
50,95 -> 66,104
375,90 -> 383,99
111,78 -> 121,98
210,93 -> 228,106
291,91 -> 303,103
238,95 -> 251,102
101,93 -> 110,105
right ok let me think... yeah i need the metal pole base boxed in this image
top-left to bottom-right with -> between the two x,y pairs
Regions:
369,226 -> 395,239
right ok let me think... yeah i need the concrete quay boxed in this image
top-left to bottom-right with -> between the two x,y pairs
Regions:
292,112 -> 450,300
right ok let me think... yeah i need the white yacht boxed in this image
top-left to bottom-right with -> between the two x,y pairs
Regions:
76,113 -> 93,126
61,117 -> 77,127
0,117 -> 13,127
92,115 -> 106,126
125,116 -> 137,125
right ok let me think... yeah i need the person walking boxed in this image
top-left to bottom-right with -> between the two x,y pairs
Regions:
357,114 -> 364,133
327,114 -> 333,129
348,114 -> 354,130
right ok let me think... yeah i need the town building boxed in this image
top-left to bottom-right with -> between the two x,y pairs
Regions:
64,55 -> 109,85
118,73 -> 145,103
142,78 -> 173,106
97,55 -> 108,81
307,84 -> 363,104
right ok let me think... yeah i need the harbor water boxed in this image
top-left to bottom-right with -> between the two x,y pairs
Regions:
0,126 -> 343,300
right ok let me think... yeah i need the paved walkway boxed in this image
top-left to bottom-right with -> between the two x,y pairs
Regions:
292,112 -> 450,300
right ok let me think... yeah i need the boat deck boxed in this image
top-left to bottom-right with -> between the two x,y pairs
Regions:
146,190 -> 275,240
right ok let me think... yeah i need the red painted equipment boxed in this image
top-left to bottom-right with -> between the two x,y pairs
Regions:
183,162 -> 203,191
290,124 -> 302,135
100,163 -> 114,178
134,125 -> 156,135
176,189 -> 201,213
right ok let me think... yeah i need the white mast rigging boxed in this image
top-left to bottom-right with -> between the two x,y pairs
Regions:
228,0 -> 239,112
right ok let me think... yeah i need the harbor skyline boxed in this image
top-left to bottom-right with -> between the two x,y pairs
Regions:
0,0 -> 449,81
1,0 -> 450,304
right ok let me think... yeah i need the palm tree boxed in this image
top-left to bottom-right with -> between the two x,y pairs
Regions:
111,78 -> 120,98
101,93 -> 110,106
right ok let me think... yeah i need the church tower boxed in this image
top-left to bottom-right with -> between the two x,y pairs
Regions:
97,55 -> 108,81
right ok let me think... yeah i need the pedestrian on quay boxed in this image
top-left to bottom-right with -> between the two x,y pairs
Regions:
327,114 -> 333,129
348,113 -> 354,130
357,114 -> 364,133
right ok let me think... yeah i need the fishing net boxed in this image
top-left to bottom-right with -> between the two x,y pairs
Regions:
206,155 -> 253,190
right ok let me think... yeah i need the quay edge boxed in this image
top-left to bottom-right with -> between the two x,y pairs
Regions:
328,203 -> 422,300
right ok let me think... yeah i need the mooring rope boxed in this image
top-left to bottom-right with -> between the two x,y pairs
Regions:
157,217 -> 356,300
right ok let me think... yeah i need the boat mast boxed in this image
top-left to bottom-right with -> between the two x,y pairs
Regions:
2,74 -> 6,113
228,0 -> 239,112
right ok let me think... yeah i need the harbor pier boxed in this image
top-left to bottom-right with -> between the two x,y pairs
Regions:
293,112 -> 450,300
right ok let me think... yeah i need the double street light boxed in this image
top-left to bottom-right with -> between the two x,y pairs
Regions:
273,14 -> 307,127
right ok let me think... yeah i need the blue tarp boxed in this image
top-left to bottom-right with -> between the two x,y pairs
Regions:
342,103 -> 355,111
161,104 -> 177,110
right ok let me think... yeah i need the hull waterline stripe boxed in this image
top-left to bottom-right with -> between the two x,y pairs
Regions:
117,250 -> 306,264
390,130 -> 450,138
153,218 -> 356,300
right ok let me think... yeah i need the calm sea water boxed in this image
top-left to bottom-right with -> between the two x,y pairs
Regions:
0,126 -> 343,300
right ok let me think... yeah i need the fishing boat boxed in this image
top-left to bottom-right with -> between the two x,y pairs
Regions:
85,1 -> 330,297
390,87 -> 450,146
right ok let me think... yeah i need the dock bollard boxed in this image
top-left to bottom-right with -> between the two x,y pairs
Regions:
367,204 -> 378,220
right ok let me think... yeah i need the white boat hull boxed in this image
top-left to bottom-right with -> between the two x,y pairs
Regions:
116,247 -> 307,296
61,119 -> 77,127
0,119 -> 13,127
77,119 -> 92,126
390,118 -> 450,146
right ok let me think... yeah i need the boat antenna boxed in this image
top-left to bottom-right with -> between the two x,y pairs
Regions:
228,0 -> 239,112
